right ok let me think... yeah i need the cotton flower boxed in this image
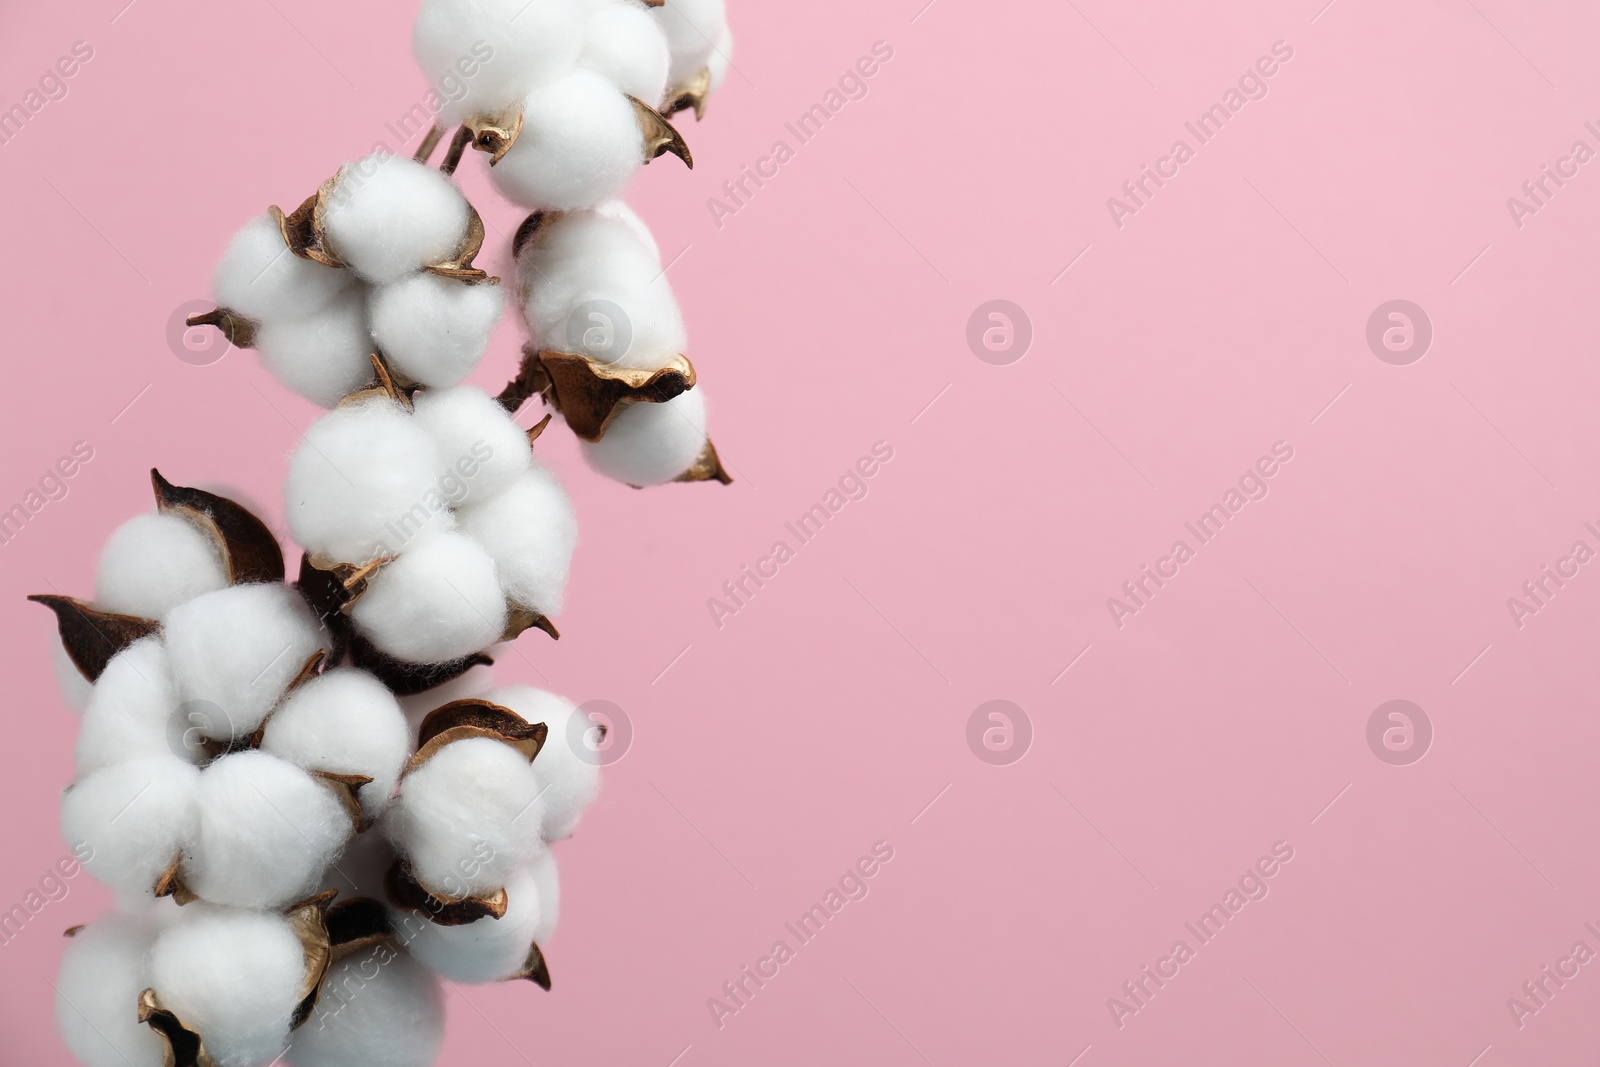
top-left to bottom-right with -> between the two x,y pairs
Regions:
94,514 -> 229,621
321,154 -> 473,285
487,686 -> 600,839
369,273 -> 503,388
491,70 -> 650,211
61,756 -> 199,898
580,387 -> 709,486
213,213 -> 354,322
579,0 -> 671,105
412,0 -> 586,126
453,464 -> 577,617
253,288 -> 377,407
655,0 -> 728,89
55,913 -> 166,1067
349,530 -> 508,665
410,385 -> 533,506
287,947 -> 445,1067
74,637 -> 192,775
393,864 -> 550,984
261,669 -> 411,819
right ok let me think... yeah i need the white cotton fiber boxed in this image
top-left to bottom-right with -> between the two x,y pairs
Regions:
708,25 -> 733,92
56,913 -> 166,1067
526,849 -> 559,943
491,70 -> 644,211
350,530 -> 508,665
453,465 -> 577,616
53,637 -> 94,715
581,387 -> 707,486
182,751 -> 354,909
595,199 -> 661,262
654,0 -> 727,87
213,213 -> 354,321
411,385 -> 532,506
261,669 -> 410,819
487,686 -> 600,840
149,906 -> 307,1067
393,865 -> 546,983
288,948 -> 445,1067
75,637 -> 191,775
412,0 -> 586,126
384,737 -> 543,898
163,584 -> 328,742
321,154 -> 471,285
254,288 -> 378,408
370,273 -> 503,389
285,397 -> 447,565
61,756 -> 199,898
95,513 -> 230,621
579,1 -> 671,105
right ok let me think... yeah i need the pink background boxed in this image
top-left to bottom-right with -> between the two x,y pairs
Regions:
5,0 -> 1600,1064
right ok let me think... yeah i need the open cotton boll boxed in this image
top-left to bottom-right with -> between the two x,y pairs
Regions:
393,865 -> 545,983
526,849 -> 559,942
213,213 -> 354,321
261,669 -> 410,819
56,913 -> 166,1067
254,288 -> 378,408
287,948 -> 445,1067
370,273 -> 502,389
413,0 -> 585,126
75,637 -> 192,775
285,397 -> 447,565
349,531 -> 507,665
321,154 -> 470,285
487,687 -> 600,840
491,71 -> 643,211
53,637 -> 95,715
61,756 -> 199,897
581,387 -> 707,487
164,584 -> 327,742
95,513 -> 230,621
411,386 -> 532,506
595,199 -> 661,262
384,738 -> 544,898
579,1 -> 671,105
150,906 -> 307,1067
454,465 -> 577,617
654,0 -> 727,87
183,751 -> 354,909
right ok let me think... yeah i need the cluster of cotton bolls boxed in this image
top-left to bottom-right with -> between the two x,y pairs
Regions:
207,153 -> 503,407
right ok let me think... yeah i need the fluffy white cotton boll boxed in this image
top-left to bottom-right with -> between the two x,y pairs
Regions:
61,757 -> 199,897
164,584 -> 327,742
75,637 -> 191,775
321,155 -> 470,285
708,24 -> 733,92
213,213 -> 354,321
581,387 -> 707,487
53,638 -> 95,715
580,1 -> 671,105
261,669 -> 410,819
394,865 -> 545,983
183,751 -> 354,909
56,914 -> 166,1067
287,949 -> 445,1067
595,199 -> 660,262
254,288 -> 378,408
526,849 -> 560,942
654,0 -> 727,87
369,273 -> 502,389
149,906 -> 307,1067
487,687 -> 599,839
95,513 -> 230,621
384,738 -> 543,898
492,71 -> 643,210
412,0 -> 585,126
349,531 -> 507,665
410,385 -> 532,506
285,397 -> 447,565
454,465 -> 577,616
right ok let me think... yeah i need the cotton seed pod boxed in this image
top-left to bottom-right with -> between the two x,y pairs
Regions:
318,154 -> 474,285
453,464 -> 577,618
254,287 -> 379,408
487,686 -> 600,840
579,0 -> 671,105
369,273 -> 503,389
390,864 -> 551,986
581,385 -> 728,487
144,897 -> 333,1067
60,756 -> 200,899
503,343 -> 695,442
180,751 -> 359,910
55,913 -> 166,1067
286,943 -> 446,1067
212,212 -> 355,322
412,0 -> 586,127
261,669 -> 411,820
654,0 -> 727,90
74,636 -> 194,775
348,530 -> 509,665
94,513 -> 229,621
150,471 -> 288,586
411,385 -> 534,507
346,633 -> 494,698
30,595 -> 160,684
164,583 -> 328,743
285,396 -> 447,566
